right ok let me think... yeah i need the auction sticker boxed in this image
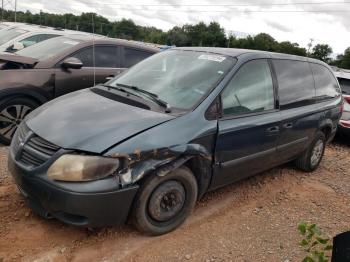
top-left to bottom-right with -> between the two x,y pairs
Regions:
198,54 -> 226,62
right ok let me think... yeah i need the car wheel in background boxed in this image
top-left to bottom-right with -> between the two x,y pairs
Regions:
0,97 -> 39,145
132,166 -> 198,235
295,132 -> 326,172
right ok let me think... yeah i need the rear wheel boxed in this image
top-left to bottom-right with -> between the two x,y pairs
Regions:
132,166 -> 198,235
295,132 -> 326,172
0,97 -> 38,145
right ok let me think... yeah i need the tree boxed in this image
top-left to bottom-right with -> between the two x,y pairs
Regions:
310,44 -> 333,63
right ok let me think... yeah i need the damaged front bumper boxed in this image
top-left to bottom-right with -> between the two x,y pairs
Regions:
8,154 -> 139,227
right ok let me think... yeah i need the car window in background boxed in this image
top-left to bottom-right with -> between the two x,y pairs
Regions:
19,34 -> 60,48
73,46 -> 119,67
222,59 -> 275,116
311,63 -> 341,100
110,50 -> 236,109
123,48 -> 153,67
16,37 -> 82,60
0,28 -> 28,45
273,59 -> 315,109
339,78 -> 350,95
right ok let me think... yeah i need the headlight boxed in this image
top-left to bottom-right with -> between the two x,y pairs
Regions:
47,154 -> 120,182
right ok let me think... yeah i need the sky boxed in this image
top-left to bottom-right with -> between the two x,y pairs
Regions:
12,0 -> 350,54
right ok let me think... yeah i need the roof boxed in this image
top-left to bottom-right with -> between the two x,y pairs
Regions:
55,35 -> 160,53
173,47 -> 326,65
334,70 -> 350,80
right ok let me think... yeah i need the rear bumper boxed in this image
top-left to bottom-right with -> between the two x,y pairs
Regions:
338,120 -> 350,136
8,152 -> 139,227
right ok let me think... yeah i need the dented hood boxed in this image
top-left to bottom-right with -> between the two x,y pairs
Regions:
26,89 -> 175,153
0,53 -> 39,66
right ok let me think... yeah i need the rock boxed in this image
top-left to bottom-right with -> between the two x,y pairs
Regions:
185,254 -> 192,260
25,211 -> 30,217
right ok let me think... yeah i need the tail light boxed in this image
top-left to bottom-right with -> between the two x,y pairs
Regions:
344,95 -> 350,104
341,95 -> 350,114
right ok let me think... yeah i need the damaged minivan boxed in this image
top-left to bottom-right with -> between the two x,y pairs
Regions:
9,48 -> 342,235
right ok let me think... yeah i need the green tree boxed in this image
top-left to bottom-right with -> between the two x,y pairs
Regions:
310,44 -> 333,63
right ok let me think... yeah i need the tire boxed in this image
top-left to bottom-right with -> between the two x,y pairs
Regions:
132,166 -> 198,235
0,96 -> 39,145
295,132 -> 326,172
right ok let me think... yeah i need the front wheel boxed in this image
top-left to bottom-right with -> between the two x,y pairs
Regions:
295,132 -> 326,172
0,97 -> 38,145
132,166 -> 198,235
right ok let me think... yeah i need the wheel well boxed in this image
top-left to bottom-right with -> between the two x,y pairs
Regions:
320,126 -> 332,140
183,156 -> 212,199
3,94 -> 44,106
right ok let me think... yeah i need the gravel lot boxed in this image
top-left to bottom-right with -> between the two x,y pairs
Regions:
0,137 -> 349,262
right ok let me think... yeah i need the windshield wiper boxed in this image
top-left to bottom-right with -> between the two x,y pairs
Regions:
116,83 -> 172,113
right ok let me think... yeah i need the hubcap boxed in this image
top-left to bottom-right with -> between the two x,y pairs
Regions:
0,105 -> 32,140
310,139 -> 324,166
148,181 -> 186,222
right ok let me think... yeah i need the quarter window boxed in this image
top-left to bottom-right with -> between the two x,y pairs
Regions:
123,48 -> 153,68
222,60 -> 275,116
273,59 -> 315,109
310,63 -> 341,99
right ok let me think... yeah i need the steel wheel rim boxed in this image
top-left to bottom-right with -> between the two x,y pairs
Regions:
311,139 -> 324,166
148,181 -> 186,222
0,104 -> 32,140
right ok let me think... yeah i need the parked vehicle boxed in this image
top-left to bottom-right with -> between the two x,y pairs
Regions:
0,34 -> 158,144
0,23 -> 93,52
334,70 -> 350,136
8,48 -> 342,235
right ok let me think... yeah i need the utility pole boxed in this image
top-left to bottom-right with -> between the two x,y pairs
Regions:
1,0 -> 17,22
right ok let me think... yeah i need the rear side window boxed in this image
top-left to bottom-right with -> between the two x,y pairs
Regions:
123,48 -> 153,68
72,46 -> 119,68
337,78 -> 350,95
310,63 -> 340,100
273,59 -> 315,109
222,59 -> 275,116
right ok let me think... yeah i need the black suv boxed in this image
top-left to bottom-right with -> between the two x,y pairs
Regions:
8,48 -> 342,235
0,34 -> 159,144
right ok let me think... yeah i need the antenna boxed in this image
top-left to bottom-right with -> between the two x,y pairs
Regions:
92,13 -> 96,86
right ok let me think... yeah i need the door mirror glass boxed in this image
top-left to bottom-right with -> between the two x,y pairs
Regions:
61,57 -> 83,70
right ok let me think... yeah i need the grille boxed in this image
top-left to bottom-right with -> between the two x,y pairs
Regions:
12,123 -> 61,168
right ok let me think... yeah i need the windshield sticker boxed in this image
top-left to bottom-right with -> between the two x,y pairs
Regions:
63,41 -> 80,45
198,54 -> 226,63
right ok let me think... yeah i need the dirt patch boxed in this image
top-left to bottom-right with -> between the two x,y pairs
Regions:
0,138 -> 350,262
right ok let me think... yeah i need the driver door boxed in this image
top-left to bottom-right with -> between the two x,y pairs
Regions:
211,59 -> 281,189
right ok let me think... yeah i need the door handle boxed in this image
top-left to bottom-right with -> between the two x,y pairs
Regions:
266,126 -> 280,133
283,123 -> 293,129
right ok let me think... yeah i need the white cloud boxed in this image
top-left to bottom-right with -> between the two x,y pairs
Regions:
15,0 -> 350,53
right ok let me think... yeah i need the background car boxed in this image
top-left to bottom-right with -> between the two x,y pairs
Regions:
334,69 -> 350,136
0,23 -> 93,52
0,34 -> 159,144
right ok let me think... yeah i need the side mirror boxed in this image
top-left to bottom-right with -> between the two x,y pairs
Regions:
61,57 -> 83,70
12,42 -> 25,51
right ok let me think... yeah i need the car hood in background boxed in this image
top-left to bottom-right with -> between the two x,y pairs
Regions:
26,89 -> 175,153
0,53 -> 39,66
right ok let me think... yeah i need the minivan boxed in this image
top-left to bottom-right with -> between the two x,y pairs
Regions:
8,48 -> 342,235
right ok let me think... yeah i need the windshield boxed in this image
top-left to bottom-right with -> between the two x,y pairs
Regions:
16,36 -> 82,60
0,28 -> 28,45
339,78 -> 350,95
109,50 -> 236,110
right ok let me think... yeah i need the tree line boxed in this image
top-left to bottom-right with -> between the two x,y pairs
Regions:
1,9 -> 349,69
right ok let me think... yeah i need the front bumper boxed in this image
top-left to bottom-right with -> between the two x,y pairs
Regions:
8,152 -> 139,227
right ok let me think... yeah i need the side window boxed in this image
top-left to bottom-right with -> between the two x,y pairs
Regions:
72,47 -> 93,67
222,59 -> 275,116
310,63 -> 341,100
338,78 -> 350,95
20,34 -> 59,48
123,48 -> 153,68
273,59 -> 315,109
72,46 -> 119,68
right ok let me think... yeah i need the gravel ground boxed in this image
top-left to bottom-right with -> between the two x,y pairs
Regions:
0,137 -> 349,262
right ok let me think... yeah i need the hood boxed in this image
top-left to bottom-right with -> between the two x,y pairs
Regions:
0,53 -> 39,66
26,89 -> 175,153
